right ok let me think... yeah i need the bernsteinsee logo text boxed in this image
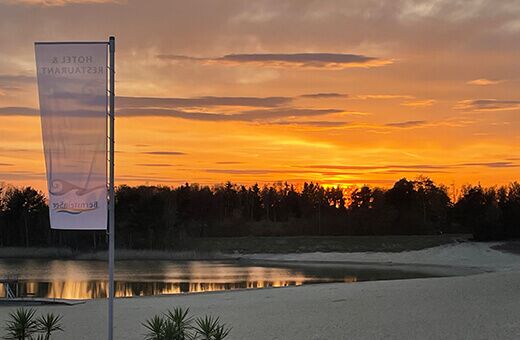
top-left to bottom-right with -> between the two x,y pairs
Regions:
53,201 -> 99,214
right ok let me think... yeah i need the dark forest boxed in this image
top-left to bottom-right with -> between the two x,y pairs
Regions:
0,177 -> 519,250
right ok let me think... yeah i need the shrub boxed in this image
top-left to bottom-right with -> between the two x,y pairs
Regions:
4,308 -> 63,340
142,307 -> 231,340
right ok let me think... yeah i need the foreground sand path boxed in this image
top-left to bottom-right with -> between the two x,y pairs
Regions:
0,270 -> 519,339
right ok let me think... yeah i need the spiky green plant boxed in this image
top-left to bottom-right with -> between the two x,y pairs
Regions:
143,315 -> 166,340
142,308 -> 231,340
164,308 -> 194,340
4,308 -> 38,340
212,324 -> 231,340
194,316 -> 219,340
4,309 -> 64,340
36,313 -> 64,340
194,316 -> 231,340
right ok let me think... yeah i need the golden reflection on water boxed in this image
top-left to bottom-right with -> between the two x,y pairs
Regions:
0,280 -> 311,300
0,260 -> 357,300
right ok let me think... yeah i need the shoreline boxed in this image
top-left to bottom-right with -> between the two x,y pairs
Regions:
0,248 -> 233,261
244,241 -> 520,272
0,242 -> 519,339
0,234 -> 472,260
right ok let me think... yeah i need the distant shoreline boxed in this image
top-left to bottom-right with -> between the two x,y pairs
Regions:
0,234 -> 471,260
0,247 -> 233,261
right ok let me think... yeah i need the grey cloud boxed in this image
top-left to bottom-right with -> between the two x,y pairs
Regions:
157,53 -> 391,69
215,161 -> 245,165
196,107 -> 341,120
318,171 -> 370,176
301,161 -> 519,172
117,108 -> 228,120
119,107 -> 341,122
118,96 -> 292,108
0,104 -> 344,124
155,54 -> 203,61
206,169 -> 274,175
0,106 -> 39,116
141,151 -> 186,156
456,99 -> 520,111
383,169 -> 451,174
205,168 -> 320,175
300,93 -> 348,98
220,53 -> 376,67
0,74 -> 36,83
29,93 -> 293,109
0,147 -> 36,154
302,164 -> 448,171
207,168 -> 368,176
459,162 -> 518,168
0,170 -> 45,181
116,175 -> 183,184
0,75 -> 35,83
269,120 -> 349,127
319,179 -> 396,185
0,106 -> 117,118
0,75 -> 35,93
135,163 -> 173,167
0,106 -> 108,118
385,120 -> 428,128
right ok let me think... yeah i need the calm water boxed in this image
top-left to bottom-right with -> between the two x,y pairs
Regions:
0,259 -> 435,300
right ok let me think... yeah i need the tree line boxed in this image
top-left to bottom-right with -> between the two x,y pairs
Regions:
0,177 -> 518,250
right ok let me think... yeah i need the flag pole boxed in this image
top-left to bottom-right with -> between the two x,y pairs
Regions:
108,35 -> 116,340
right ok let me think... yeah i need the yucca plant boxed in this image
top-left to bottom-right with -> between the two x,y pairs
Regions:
194,316 -> 231,340
36,313 -> 64,340
143,315 -> 166,340
143,308 -> 195,340
3,309 -> 64,340
4,308 -> 38,340
212,324 -> 231,340
194,316 -> 219,340
142,308 -> 231,340
164,308 -> 193,340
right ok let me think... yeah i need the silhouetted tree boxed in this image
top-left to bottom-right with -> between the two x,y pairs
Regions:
454,185 -> 503,240
1,176 -> 518,248
1,186 -> 48,247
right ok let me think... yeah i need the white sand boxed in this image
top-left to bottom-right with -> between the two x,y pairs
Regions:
244,241 -> 520,271
1,242 -> 519,340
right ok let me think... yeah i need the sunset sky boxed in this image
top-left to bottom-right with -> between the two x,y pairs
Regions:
0,0 -> 519,191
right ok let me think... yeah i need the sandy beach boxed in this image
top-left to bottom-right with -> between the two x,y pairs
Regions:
1,242 -> 519,340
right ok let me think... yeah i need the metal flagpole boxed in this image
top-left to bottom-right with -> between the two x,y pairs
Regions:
108,35 -> 116,340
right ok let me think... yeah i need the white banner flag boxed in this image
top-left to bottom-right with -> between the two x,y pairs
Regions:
35,43 -> 108,230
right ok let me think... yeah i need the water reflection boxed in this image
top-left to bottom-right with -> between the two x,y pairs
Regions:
0,259 -> 429,300
0,280 -> 310,299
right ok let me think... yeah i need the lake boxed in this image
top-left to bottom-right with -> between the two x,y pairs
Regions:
0,259 -> 438,300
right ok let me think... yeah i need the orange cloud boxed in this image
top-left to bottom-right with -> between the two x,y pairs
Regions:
400,99 -> 436,107
467,78 -> 502,86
